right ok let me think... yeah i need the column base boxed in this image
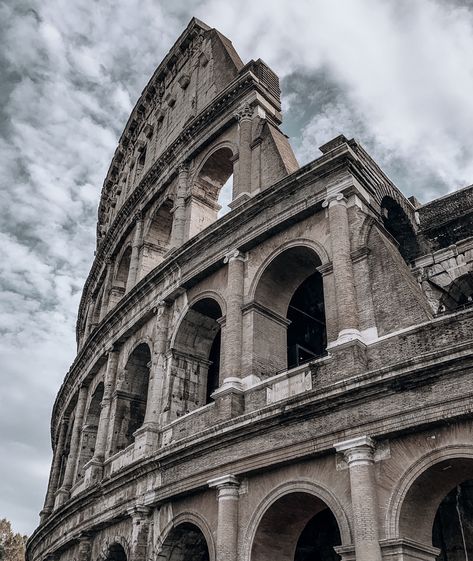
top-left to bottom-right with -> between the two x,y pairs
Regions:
39,508 -> 51,524
334,544 -> 356,561
133,423 -> 160,458
54,486 -> 70,508
211,378 -> 244,419
327,328 -> 365,349
326,332 -> 368,377
380,538 -> 440,561
83,458 -> 104,486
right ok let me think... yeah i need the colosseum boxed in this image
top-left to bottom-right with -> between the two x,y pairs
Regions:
27,17 -> 473,561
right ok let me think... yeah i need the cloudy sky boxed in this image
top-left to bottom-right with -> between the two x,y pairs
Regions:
1,0 -> 473,536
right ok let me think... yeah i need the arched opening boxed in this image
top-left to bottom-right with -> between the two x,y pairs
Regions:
170,298 -> 222,419
113,343 -> 151,452
189,147 -> 234,237
158,522 -> 210,561
251,492 -> 342,561
398,457 -> 473,559
381,196 -> 420,263
75,382 -> 104,480
115,246 -> 132,290
439,272 -> 473,312
104,543 -> 127,561
253,246 -> 326,376
141,199 -> 174,277
433,481 -> 473,560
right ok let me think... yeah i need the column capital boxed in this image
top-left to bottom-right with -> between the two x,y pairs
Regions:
234,102 -> 253,123
177,161 -> 190,175
133,208 -> 143,223
152,300 -> 170,314
208,474 -> 240,492
322,192 -> 348,209
334,435 -> 376,466
127,504 -> 151,520
223,249 -> 245,264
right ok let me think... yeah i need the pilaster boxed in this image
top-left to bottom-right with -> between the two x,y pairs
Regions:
208,475 -> 240,561
84,345 -> 120,485
55,385 -> 88,507
40,417 -> 68,522
334,436 -> 382,561
128,506 -> 151,561
134,301 -> 170,456
127,211 -> 144,292
233,103 -> 253,204
170,163 -> 189,249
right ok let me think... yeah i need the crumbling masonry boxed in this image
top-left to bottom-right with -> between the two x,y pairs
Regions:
27,18 -> 473,561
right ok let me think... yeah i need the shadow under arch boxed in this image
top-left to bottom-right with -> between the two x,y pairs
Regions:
244,480 -> 352,561
249,242 -> 328,374
168,296 -> 223,418
156,511 -> 215,561
98,537 -> 130,561
386,445 -> 473,551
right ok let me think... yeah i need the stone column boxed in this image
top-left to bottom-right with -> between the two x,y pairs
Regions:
334,436 -> 382,561
233,103 -> 253,201
127,211 -> 144,292
134,302 -> 170,456
322,193 -> 360,344
55,386 -> 88,507
144,302 -> 170,426
40,418 -> 69,522
78,534 -> 93,561
170,163 -> 189,249
223,249 -> 245,383
128,506 -> 151,561
99,257 -> 114,321
208,475 -> 240,561
84,346 -> 120,484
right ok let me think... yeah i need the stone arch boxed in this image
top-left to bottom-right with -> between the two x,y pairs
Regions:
386,445 -> 473,551
75,381 -> 104,480
248,238 -> 330,302
249,243 -> 327,374
375,182 -> 418,232
188,143 -> 236,236
244,480 -> 351,561
113,245 -> 132,299
112,342 -> 152,452
439,271 -> 473,312
380,195 -> 420,262
168,296 -> 223,419
156,511 -> 215,561
98,536 -> 131,561
141,198 -> 174,277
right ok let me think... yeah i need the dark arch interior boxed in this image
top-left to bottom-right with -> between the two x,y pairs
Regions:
287,271 -> 326,368
105,543 -> 127,561
159,522 -> 210,561
440,272 -> 473,312
381,196 -> 420,263
114,343 -> 151,451
115,246 -> 132,287
171,298 -> 222,418
76,382 -> 104,479
251,492 -> 341,561
189,298 -> 222,404
433,479 -> 473,560
295,509 -> 341,561
196,147 -> 234,221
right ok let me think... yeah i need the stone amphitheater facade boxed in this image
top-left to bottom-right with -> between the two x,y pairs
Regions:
27,18 -> 473,561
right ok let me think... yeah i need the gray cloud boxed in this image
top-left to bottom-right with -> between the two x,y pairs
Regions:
1,0 -> 472,535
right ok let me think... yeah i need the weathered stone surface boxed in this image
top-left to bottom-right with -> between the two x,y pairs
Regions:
28,18 -> 473,561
